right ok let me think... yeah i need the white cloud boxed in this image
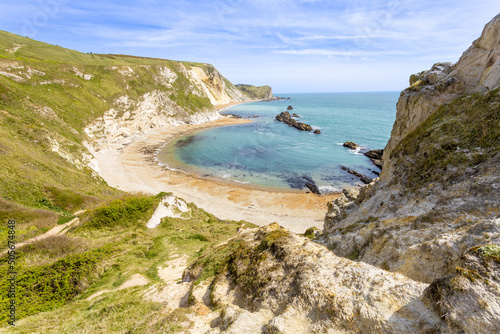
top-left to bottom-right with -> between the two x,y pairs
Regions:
274,49 -> 412,57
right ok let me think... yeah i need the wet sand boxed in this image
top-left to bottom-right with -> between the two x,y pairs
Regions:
95,116 -> 338,233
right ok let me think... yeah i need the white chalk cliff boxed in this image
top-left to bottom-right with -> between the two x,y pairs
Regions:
174,14 -> 500,333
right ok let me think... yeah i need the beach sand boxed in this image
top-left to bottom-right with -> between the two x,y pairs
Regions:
95,116 -> 338,233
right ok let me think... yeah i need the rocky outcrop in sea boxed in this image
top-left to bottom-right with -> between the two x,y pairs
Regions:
275,111 -> 313,131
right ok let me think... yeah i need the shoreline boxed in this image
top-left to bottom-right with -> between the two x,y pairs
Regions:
214,99 -> 264,111
95,109 -> 339,233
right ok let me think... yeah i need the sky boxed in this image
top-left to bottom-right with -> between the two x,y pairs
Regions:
1,1 -> 499,93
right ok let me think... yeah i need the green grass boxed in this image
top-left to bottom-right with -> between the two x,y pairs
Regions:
235,84 -> 273,100
391,87 -> 500,188
471,244 -> 500,263
0,245 -> 114,323
81,194 -> 157,229
0,194 -> 256,331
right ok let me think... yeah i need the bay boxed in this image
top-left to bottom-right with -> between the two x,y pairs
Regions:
158,92 -> 399,193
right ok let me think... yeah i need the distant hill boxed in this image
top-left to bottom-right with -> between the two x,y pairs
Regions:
235,84 -> 274,100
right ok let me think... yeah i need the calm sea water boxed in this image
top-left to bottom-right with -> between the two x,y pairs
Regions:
159,92 -> 399,193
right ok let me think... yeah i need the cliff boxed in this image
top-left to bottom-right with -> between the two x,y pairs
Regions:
0,30 -> 268,247
2,16 -> 500,334
235,84 -> 274,100
382,14 -> 500,180
178,15 -> 500,333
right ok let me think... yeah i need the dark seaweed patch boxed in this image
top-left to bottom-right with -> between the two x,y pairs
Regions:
175,135 -> 203,148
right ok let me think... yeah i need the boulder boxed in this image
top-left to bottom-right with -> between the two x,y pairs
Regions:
314,129 -> 321,134
287,105 -> 293,110
343,141 -> 359,150
363,149 -> 384,169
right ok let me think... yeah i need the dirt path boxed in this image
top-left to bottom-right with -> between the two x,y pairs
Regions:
2,210 -> 85,255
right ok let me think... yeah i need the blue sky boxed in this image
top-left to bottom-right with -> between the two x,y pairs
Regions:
1,1 -> 499,93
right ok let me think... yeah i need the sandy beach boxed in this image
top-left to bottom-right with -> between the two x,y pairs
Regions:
95,114 -> 338,233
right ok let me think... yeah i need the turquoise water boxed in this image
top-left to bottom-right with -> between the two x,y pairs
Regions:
159,92 -> 399,193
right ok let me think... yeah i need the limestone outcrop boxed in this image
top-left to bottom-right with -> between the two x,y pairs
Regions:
382,14 -> 500,180
186,65 -> 249,106
83,64 -> 266,152
184,224 -> 443,333
319,14 -> 500,286
424,245 -> 500,333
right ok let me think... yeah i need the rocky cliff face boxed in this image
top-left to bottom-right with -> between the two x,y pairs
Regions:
313,15 -> 500,331
169,15 -> 500,333
183,224 -> 443,333
319,13 -> 500,280
83,62 -> 263,152
382,14 -> 500,180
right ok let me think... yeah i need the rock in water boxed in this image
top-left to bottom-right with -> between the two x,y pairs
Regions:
363,149 -> 384,169
305,182 -> 321,195
314,129 -> 321,134
275,111 -> 313,132
287,105 -> 293,110
292,113 -> 299,117
343,141 -> 359,150
363,149 -> 383,160
340,166 -> 373,184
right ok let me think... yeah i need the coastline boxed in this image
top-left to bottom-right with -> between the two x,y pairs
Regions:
94,113 -> 338,233
214,99 -> 264,111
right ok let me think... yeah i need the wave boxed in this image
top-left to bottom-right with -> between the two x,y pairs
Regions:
318,185 -> 342,194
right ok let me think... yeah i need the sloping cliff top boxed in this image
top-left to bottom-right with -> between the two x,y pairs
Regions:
382,13 -> 500,180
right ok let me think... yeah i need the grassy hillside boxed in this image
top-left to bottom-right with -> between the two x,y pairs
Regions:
0,30 -> 271,330
235,84 -> 273,100
0,193 -> 255,331
0,30 -> 256,246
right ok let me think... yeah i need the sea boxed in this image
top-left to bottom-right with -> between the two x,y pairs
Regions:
158,92 -> 400,194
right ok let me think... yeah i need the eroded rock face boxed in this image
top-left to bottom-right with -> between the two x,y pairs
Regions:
320,14 -> 500,287
85,91 -> 219,151
382,14 -> 500,181
189,224 -> 443,333
424,247 -> 500,333
187,65 -> 249,106
84,64 -> 258,152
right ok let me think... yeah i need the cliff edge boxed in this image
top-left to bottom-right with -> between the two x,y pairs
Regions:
177,14 -> 500,333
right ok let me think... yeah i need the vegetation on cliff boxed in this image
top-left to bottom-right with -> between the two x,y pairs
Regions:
0,193 -> 254,330
0,30 -> 262,249
391,87 -> 500,188
235,84 -> 273,100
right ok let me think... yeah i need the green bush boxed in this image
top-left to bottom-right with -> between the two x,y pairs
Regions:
85,196 -> 156,229
0,245 -> 113,322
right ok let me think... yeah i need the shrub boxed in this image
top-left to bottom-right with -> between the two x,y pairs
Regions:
0,245 -> 114,322
85,195 -> 156,229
